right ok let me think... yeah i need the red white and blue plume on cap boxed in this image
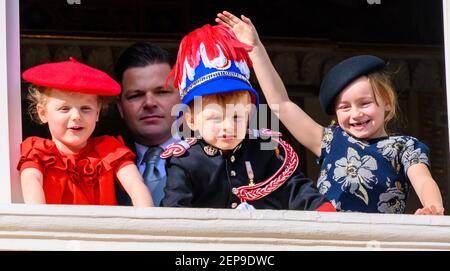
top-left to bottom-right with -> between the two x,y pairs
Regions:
166,24 -> 259,107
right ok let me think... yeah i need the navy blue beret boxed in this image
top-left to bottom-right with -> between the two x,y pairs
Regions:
319,55 -> 385,115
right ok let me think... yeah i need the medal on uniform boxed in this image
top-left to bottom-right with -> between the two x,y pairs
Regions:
275,146 -> 284,161
234,132 -> 299,203
245,161 -> 255,186
203,145 -> 218,156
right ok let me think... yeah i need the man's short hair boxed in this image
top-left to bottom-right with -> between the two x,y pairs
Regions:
114,42 -> 174,84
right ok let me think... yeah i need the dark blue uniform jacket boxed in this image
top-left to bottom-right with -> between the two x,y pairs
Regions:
162,136 -> 332,211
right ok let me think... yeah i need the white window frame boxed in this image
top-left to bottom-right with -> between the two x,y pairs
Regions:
0,0 -> 22,203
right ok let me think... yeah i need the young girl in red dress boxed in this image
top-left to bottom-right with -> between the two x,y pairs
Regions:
18,58 -> 154,206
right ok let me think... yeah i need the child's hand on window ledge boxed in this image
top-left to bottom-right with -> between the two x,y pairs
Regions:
414,206 -> 445,215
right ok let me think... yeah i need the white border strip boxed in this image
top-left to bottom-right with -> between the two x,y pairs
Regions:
0,0 -> 22,203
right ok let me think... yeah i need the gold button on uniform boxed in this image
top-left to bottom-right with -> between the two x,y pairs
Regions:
231,202 -> 238,208
230,155 -> 235,163
230,170 -> 236,177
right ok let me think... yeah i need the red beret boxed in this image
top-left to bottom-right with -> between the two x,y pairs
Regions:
22,57 -> 121,96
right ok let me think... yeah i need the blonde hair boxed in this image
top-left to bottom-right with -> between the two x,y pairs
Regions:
27,85 -> 49,124
26,84 -> 107,125
367,71 -> 398,127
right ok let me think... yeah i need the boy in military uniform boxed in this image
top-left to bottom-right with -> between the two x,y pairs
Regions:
160,24 -> 334,211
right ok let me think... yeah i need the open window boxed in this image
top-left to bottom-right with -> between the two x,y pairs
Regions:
1,0 -> 449,214
2,0 -> 450,252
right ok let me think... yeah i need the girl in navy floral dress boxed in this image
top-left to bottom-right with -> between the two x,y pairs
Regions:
216,11 -> 444,214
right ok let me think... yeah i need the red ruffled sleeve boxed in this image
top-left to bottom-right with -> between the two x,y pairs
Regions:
90,135 -> 136,175
17,136 -> 59,173
17,135 -> 136,205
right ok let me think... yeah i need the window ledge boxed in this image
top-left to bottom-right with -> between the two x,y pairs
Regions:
1,204 -> 450,250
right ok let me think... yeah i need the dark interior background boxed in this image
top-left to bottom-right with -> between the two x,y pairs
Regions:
20,0 -> 443,44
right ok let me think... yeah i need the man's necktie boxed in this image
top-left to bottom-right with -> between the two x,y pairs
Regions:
142,146 -> 166,206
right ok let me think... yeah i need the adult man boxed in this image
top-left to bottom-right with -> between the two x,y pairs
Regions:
115,42 -> 180,206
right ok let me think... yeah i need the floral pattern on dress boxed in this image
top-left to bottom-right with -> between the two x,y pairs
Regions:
376,137 -> 406,173
318,125 -> 429,213
322,127 -> 334,154
377,138 -> 405,160
344,131 -> 369,149
333,147 -> 378,205
402,139 -> 430,173
317,163 -> 332,194
330,199 -> 342,211
377,178 -> 406,213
